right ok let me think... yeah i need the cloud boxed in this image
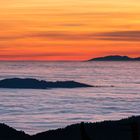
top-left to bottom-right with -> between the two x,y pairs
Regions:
56,23 -> 85,27
0,31 -> 94,41
0,31 -> 140,42
0,52 -> 85,58
29,32 -> 93,40
96,31 -> 140,42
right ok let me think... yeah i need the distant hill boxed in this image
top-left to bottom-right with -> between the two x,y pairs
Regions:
0,78 -> 93,89
88,55 -> 140,61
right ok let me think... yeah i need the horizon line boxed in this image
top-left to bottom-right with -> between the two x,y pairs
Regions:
0,55 -> 140,62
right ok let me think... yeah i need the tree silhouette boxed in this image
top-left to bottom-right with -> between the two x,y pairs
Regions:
131,122 -> 140,140
80,122 -> 91,140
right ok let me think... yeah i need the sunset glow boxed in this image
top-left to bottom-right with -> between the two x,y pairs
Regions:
0,0 -> 140,61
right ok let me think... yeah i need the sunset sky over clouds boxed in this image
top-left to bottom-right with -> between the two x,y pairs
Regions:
0,0 -> 140,60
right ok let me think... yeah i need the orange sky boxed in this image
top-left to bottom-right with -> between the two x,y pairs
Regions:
0,0 -> 140,61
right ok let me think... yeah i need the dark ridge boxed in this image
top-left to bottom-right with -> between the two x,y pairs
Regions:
0,116 -> 140,140
0,78 -> 93,89
88,55 -> 140,61
0,123 -> 30,140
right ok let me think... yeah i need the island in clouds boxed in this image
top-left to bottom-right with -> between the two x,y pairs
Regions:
88,55 -> 140,61
0,78 -> 93,89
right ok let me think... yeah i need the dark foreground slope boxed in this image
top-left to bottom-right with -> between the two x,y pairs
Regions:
0,116 -> 140,140
88,55 -> 140,61
0,123 -> 30,140
0,78 -> 92,89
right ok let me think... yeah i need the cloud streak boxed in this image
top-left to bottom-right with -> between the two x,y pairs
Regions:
0,31 -> 140,42
0,52 -> 85,58
0,32 -> 93,41
96,31 -> 140,42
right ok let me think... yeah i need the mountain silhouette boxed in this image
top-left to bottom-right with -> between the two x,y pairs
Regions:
0,116 -> 140,140
0,78 -> 93,89
0,123 -> 30,140
88,55 -> 140,61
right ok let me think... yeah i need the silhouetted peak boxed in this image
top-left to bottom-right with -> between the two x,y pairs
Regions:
88,55 -> 140,61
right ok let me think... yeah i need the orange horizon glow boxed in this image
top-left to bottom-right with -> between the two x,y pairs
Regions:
0,0 -> 140,61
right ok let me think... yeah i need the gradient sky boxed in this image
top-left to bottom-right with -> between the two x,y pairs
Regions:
0,0 -> 140,61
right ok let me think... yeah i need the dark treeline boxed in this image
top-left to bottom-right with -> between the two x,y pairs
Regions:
0,116 -> 140,140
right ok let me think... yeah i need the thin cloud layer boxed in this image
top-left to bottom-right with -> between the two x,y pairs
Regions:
97,31 -> 140,41
0,52 -> 85,58
0,31 -> 140,42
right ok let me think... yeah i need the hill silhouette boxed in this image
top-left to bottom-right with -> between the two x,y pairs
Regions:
0,123 -> 30,140
0,116 -> 140,140
0,78 -> 93,89
88,55 -> 140,61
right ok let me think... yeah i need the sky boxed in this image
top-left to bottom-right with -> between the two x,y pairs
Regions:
0,0 -> 140,61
